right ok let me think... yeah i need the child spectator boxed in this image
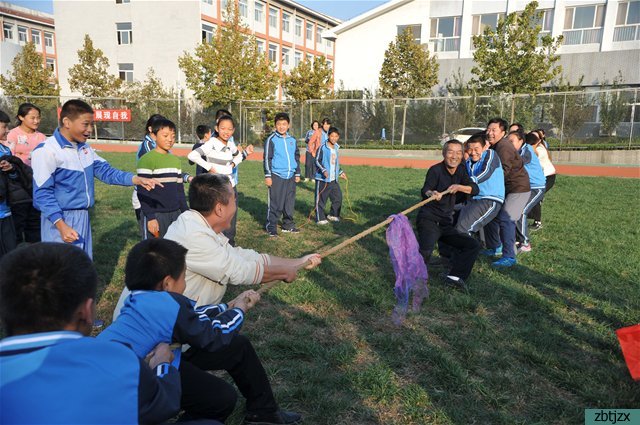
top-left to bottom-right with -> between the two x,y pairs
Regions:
0,242 -> 181,424
188,115 -> 253,246
508,131 -> 545,252
527,130 -> 556,230
304,120 -> 320,181
6,103 -> 46,167
0,111 -> 17,257
314,127 -> 348,224
320,117 -> 331,144
137,118 -> 188,239
263,112 -> 300,237
31,99 -> 161,258
190,124 -> 212,175
100,238 -> 303,425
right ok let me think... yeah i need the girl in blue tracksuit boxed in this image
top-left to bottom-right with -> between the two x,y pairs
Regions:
314,127 -> 348,224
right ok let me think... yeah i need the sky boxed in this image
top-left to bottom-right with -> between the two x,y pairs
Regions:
8,0 -> 387,21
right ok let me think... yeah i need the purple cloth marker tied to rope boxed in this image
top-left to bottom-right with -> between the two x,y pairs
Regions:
386,214 -> 429,325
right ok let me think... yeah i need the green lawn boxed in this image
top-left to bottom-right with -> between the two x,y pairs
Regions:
93,152 -> 639,425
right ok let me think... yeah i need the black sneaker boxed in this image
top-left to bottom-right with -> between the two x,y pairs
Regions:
281,227 -> 300,233
244,410 -> 302,425
530,221 -> 542,231
444,276 -> 467,292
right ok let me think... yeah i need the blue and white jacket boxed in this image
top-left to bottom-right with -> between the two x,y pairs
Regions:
315,142 -> 344,182
98,290 -> 244,369
32,129 -> 134,224
263,131 -> 300,179
465,149 -> 505,203
519,144 -> 546,190
0,330 -> 180,424
136,134 -> 155,160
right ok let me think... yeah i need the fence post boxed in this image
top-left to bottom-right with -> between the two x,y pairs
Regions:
442,96 -> 447,138
391,99 -> 395,146
344,100 -> 348,145
630,88 -> 637,150
560,93 -> 567,145
177,84 -> 182,143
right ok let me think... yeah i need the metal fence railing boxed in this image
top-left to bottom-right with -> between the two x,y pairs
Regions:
1,88 -> 638,148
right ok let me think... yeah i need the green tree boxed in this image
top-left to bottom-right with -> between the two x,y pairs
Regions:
0,42 -> 59,97
68,34 -> 121,97
282,56 -> 333,102
598,72 -> 628,137
471,1 -> 563,121
178,1 -> 278,107
547,76 -> 592,144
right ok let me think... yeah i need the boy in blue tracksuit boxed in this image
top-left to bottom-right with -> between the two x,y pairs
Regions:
31,100 -> 160,258
99,238 -> 302,425
263,112 -> 300,236
315,127 -> 348,224
509,131 -> 546,251
456,133 -> 505,236
0,242 -> 181,424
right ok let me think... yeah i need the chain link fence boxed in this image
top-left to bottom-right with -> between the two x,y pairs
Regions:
1,88 -> 638,148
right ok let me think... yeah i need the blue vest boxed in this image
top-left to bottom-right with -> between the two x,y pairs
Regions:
520,144 -> 546,189
0,331 -> 140,424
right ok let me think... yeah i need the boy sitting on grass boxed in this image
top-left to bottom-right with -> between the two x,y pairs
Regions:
100,238 -> 303,425
137,118 -> 189,239
314,127 -> 347,225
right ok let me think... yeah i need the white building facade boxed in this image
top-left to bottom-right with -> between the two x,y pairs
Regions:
54,0 -> 339,100
330,0 -> 640,92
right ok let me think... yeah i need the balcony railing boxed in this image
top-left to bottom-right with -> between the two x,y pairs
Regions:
429,37 -> 460,52
613,24 -> 640,42
562,28 -> 602,45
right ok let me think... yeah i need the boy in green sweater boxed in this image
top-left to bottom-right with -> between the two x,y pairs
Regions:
137,118 -> 188,239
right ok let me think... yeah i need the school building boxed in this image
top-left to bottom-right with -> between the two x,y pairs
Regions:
0,2 -> 57,81
329,0 -> 640,92
53,0 -> 339,100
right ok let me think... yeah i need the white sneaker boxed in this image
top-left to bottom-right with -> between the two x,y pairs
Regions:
327,215 -> 340,222
317,220 -> 329,225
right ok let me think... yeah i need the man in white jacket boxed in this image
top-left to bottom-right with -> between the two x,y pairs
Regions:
114,174 -> 320,317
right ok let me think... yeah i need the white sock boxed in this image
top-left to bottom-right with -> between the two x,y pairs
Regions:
446,275 -> 460,281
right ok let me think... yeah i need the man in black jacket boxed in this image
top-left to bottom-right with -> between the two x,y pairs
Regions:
416,140 -> 481,290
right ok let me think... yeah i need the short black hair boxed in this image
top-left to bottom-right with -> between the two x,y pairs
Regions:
321,117 -> 331,125
0,243 -> 97,336
124,239 -> 188,291
274,112 -> 290,124
467,132 -> 486,146
145,114 -> 165,134
310,120 -> 319,129
151,118 -> 176,134
216,115 -> 235,128
215,109 -> 232,120
508,129 -> 525,141
59,99 -> 93,126
509,122 -> 524,133
328,126 -> 340,136
189,174 -> 233,215
442,139 -> 463,156
525,131 -> 541,145
0,110 -> 10,124
196,124 -> 212,140
487,118 -> 508,132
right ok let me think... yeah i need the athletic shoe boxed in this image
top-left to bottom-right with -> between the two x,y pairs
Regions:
327,215 -> 340,222
518,243 -> 532,253
492,257 -> 517,268
282,227 -> 300,233
267,231 -> 278,238
530,221 -> 543,231
480,245 -> 502,256
317,220 -> 329,225
244,410 -> 302,425
444,276 -> 467,292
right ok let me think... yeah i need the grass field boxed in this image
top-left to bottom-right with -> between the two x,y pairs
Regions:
93,152 -> 639,425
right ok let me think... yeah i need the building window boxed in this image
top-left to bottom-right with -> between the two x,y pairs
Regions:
295,18 -> 302,37
221,0 -> 228,13
257,39 -> 265,55
116,22 -> 133,45
306,53 -> 314,62
282,47 -> 290,65
282,12 -> 290,32
326,59 -> 332,69
268,43 -> 278,63
46,57 -> 55,73
31,31 -> 40,45
17,26 -> 27,44
202,24 -> 214,43
430,17 -> 460,51
316,25 -> 323,43
118,63 -> 134,82
326,38 -> 333,49
306,22 -> 313,41
116,0 -> 130,3
44,32 -> 53,47
563,4 -> 605,45
254,1 -> 264,23
614,1 -> 640,41
397,24 -> 422,43
239,0 -> 248,18
471,13 -> 504,48
202,0 -> 212,4
3,23 -> 13,40
269,7 -> 278,30
294,51 -> 301,66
